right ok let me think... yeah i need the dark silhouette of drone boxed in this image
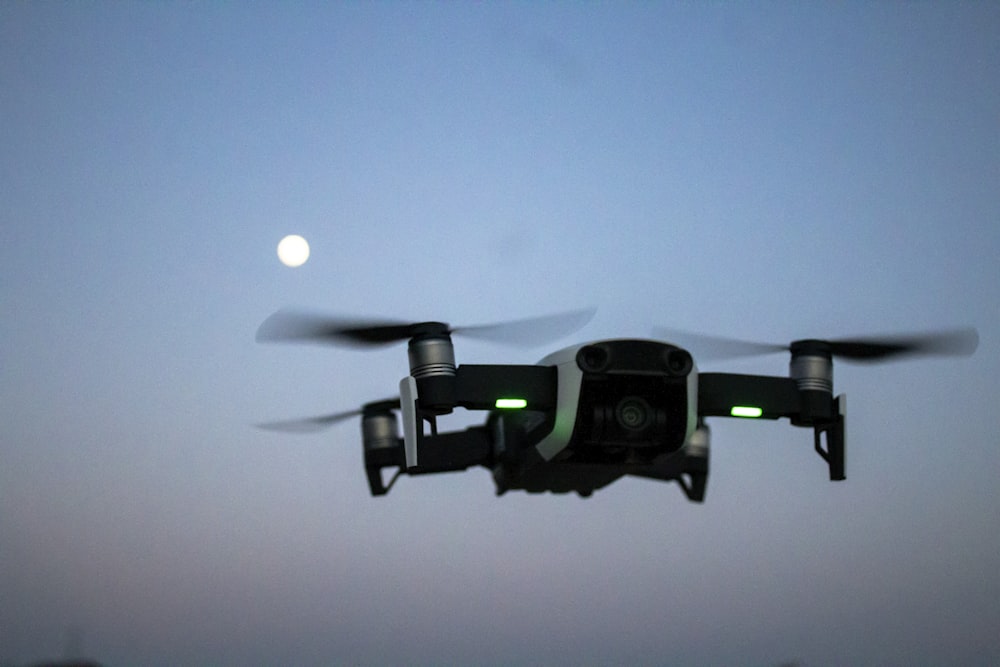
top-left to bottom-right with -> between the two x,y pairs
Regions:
257,309 -> 977,502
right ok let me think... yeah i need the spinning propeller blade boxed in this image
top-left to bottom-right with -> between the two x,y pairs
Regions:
452,308 -> 596,346
257,307 -> 595,348
654,327 -> 978,363
256,311 -> 416,347
652,328 -> 786,359
815,329 -> 979,361
257,409 -> 363,433
257,399 -> 400,433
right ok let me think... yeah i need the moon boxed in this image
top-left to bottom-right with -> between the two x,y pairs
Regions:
277,235 -> 310,267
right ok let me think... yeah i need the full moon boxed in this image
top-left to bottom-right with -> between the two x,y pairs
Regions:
277,234 -> 310,267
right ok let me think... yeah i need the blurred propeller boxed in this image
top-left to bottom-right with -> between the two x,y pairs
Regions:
257,307 -> 595,348
652,329 -> 787,359
654,327 -> 978,363
257,399 -> 399,433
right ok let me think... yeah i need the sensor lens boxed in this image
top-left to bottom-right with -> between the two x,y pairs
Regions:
665,349 -> 693,376
615,396 -> 652,432
577,344 -> 610,372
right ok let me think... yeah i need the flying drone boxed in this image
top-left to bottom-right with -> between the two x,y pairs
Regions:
256,309 -> 977,501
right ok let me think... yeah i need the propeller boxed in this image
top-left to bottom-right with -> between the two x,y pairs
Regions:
257,399 -> 400,433
256,307 -> 596,348
653,327 -> 979,363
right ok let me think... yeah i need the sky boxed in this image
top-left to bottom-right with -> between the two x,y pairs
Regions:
1,3 -> 998,666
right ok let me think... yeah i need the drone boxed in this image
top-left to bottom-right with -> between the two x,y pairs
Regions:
256,309 -> 977,502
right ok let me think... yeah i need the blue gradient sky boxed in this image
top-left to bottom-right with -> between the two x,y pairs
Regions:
2,4 -> 998,666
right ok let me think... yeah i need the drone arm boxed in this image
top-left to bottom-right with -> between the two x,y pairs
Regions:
408,427 -> 492,475
454,364 -> 557,411
401,365 -> 554,472
365,426 -> 492,494
697,373 -> 801,420
698,373 -> 846,481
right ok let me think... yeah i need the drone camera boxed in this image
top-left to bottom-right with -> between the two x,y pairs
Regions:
615,396 -> 653,432
570,340 -> 693,454
582,382 -> 675,450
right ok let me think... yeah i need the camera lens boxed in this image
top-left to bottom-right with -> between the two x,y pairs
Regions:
577,344 -> 610,372
615,396 -> 652,432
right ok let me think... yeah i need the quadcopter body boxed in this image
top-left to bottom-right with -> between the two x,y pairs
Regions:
256,309 -> 975,502
415,338 -> 700,499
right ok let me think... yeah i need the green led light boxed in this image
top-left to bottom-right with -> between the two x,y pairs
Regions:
731,406 -> 763,418
495,398 -> 528,409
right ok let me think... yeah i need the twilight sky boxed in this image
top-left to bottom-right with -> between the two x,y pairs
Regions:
2,3 -> 998,666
